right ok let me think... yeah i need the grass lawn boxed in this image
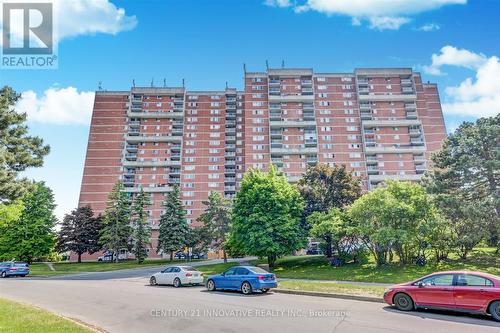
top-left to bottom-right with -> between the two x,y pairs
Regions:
251,248 -> 499,284
0,298 -> 93,333
278,280 -> 386,297
29,259 -> 205,277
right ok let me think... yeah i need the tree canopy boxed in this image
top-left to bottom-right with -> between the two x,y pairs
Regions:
230,166 -> 305,268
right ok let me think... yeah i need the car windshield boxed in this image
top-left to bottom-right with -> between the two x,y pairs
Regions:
248,267 -> 269,274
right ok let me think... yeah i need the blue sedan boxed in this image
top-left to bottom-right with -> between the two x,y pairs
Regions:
206,265 -> 278,295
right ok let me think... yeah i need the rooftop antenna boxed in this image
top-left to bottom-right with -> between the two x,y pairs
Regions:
266,60 -> 269,71
132,79 -> 135,87
182,79 -> 185,88
281,60 -> 285,68
150,78 -> 154,87
163,78 -> 166,87
243,63 -> 247,73
98,81 -> 102,91
225,81 -> 228,89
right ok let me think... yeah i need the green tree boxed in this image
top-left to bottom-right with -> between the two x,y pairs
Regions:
196,191 -> 232,262
185,226 -> 209,258
0,87 -> 50,202
56,206 -> 102,263
0,182 -> 57,263
100,182 -> 132,262
131,189 -> 151,263
349,181 -> 440,266
426,115 -> 499,254
231,166 -> 305,269
298,164 -> 362,256
307,208 -> 360,262
157,185 -> 189,261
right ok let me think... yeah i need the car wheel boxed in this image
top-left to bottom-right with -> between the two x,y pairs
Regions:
1,271 -> 6,278
261,288 -> 270,293
98,259 -> 102,262
207,280 -> 216,291
173,278 -> 182,288
150,276 -> 157,286
393,293 -> 414,311
489,301 -> 500,322
241,282 -> 253,295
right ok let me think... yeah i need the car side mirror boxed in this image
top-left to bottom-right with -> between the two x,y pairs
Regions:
418,282 -> 424,288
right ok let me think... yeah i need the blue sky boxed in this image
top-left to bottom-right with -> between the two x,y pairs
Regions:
2,0 -> 499,219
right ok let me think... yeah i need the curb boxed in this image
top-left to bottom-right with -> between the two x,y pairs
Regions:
274,289 -> 384,303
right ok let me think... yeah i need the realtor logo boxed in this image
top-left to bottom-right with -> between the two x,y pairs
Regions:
1,1 -> 57,69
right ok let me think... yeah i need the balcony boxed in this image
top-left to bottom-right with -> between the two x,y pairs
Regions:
269,119 -> 316,128
131,97 -> 142,104
271,158 -> 283,166
126,145 -> 138,152
172,120 -> 183,127
301,88 -> 314,95
360,111 -> 373,120
225,160 -> 236,166
302,103 -> 314,111
369,174 -> 423,183
225,135 -> 236,143
125,153 -> 137,161
128,129 -> 140,136
405,103 -> 417,111
306,157 -> 318,165
268,94 -> 314,103
301,79 -> 313,86
359,103 -> 371,111
305,139 -> 317,147
269,79 -> 281,85
170,145 -> 182,151
225,177 -> 236,183
226,144 -> 236,151
367,166 -> 379,175
271,142 -> 283,149
128,121 -> 140,127
359,94 -> 416,102
365,144 -> 426,154
272,146 -> 317,155
127,110 -> 183,119
358,88 -> 370,94
402,87 -> 414,94
125,135 -> 182,143
413,155 -> 426,164
122,159 -> 182,167
224,186 -> 236,192
225,128 -> 236,134
401,78 -> 413,86
270,112 -> 282,121
303,111 -> 315,121
225,113 -> 236,120
365,139 -> 376,147
362,119 -> 421,127
406,111 -> 418,119
123,176 -> 135,187
411,139 -> 425,146
269,104 -> 281,111
122,185 -> 172,193
172,129 -> 183,136
357,78 -> 369,85
225,152 -> 236,158
226,104 -> 236,110
270,130 -> 282,138
366,156 -> 378,164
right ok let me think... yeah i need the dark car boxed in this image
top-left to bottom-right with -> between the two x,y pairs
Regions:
0,262 -> 30,278
384,271 -> 500,321
206,266 -> 278,295
175,252 -> 187,259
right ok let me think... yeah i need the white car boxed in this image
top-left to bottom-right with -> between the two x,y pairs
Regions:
149,266 -> 204,287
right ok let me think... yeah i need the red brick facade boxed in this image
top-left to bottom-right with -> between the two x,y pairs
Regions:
77,68 -> 446,261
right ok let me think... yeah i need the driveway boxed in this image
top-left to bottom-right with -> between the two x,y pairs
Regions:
1,264 -> 498,333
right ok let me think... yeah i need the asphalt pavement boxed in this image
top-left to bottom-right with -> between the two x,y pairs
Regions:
0,263 -> 499,333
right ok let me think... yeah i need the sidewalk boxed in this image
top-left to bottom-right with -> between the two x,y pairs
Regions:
278,277 -> 391,287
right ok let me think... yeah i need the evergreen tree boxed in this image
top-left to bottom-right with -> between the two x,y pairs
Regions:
196,191 -> 231,262
100,182 -> 132,262
157,185 -> 189,261
0,182 -> 57,263
56,206 -> 102,263
0,86 -> 50,202
131,189 -> 151,263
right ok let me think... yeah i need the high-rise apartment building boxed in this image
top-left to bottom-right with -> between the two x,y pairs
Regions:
78,67 -> 446,259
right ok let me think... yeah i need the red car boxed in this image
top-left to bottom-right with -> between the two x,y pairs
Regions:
384,271 -> 500,321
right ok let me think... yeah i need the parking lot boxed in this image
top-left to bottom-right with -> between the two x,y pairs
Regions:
1,267 -> 499,333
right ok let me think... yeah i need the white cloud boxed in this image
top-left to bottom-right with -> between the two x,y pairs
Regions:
264,0 -> 293,8
423,45 -> 487,75
16,87 -> 95,125
418,23 -> 441,32
424,46 -> 500,118
368,16 -> 411,30
264,0 -> 466,30
0,0 -> 137,43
